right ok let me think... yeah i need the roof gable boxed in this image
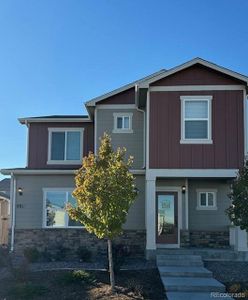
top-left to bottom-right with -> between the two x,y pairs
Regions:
97,87 -> 135,105
151,63 -> 245,86
140,58 -> 248,87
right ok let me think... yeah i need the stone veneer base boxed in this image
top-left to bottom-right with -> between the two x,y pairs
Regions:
181,230 -> 230,248
13,228 -> 146,258
12,229 -> 230,259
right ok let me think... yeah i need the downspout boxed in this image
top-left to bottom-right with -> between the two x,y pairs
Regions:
10,173 -> 16,252
135,84 -> 146,169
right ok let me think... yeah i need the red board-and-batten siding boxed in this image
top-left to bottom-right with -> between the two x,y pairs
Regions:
28,122 -> 94,169
149,65 -> 245,169
98,88 -> 135,104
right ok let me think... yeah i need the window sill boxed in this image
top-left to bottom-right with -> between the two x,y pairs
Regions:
112,129 -> 133,134
180,139 -> 213,144
196,206 -> 217,211
42,226 -> 85,229
47,160 -> 81,165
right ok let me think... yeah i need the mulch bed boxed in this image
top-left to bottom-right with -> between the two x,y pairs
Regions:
0,269 -> 165,300
205,261 -> 248,299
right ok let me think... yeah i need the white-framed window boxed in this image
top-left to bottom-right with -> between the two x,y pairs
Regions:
48,128 -> 84,164
43,188 -> 83,228
180,96 -> 212,144
113,113 -> 133,133
196,189 -> 217,210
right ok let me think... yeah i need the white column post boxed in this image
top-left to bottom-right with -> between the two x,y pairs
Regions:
229,225 -> 235,247
185,178 -> 189,230
145,178 -> 156,259
234,226 -> 248,252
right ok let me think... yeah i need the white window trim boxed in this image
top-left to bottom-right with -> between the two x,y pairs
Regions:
113,113 -> 133,133
42,188 -> 83,228
47,128 -> 84,165
180,96 -> 213,144
196,189 -> 217,210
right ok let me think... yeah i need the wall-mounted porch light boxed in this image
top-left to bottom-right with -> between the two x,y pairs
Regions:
18,187 -> 23,196
133,187 -> 139,195
181,185 -> 186,194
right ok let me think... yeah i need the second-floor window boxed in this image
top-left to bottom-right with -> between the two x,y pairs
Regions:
180,96 -> 212,144
48,128 -> 84,164
113,113 -> 133,133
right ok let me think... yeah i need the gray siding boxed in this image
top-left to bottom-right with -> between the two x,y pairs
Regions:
96,108 -> 144,169
123,175 -> 145,230
15,174 -> 145,230
188,179 -> 231,231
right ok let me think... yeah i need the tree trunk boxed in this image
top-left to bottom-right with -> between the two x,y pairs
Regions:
107,239 -> 115,292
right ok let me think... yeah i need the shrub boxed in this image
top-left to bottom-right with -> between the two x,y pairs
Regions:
229,283 -> 241,293
77,246 -> 92,262
11,260 -> 30,283
57,270 -> 95,285
112,244 -> 130,273
39,248 -> 52,262
53,245 -> 69,261
126,278 -> 144,297
9,282 -> 48,299
23,247 -> 40,263
0,246 -> 9,267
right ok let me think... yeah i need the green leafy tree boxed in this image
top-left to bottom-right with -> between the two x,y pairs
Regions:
226,159 -> 248,231
67,133 -> 137,291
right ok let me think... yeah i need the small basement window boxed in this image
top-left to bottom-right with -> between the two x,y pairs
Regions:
196,189 -> 217,210
113,113 -> 133,133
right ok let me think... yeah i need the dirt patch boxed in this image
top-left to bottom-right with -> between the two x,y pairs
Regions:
0,269 -> 164,300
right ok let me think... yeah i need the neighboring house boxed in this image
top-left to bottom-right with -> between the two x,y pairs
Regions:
1,58 -> 248,258
0,179 -> 10,245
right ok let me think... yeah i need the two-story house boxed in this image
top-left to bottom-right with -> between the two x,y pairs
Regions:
2,58 -> 248,259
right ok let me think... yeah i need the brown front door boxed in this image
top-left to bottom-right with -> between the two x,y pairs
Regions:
156,192 -> 178,244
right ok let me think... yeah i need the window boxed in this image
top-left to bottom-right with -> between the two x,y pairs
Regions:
196,189 -> 217,210
113,113 -> 133,133
48,128 -> 84,164
181,96 -> 212,144
43,189 -> 82,228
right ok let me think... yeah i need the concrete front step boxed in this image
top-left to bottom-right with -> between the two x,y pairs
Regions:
158,266 -> 212,278
166,292 -> 234,300
162,276 -> 226,292
157,254 -> 202,261
157,259 -> 203,267
156,248 -> 240,261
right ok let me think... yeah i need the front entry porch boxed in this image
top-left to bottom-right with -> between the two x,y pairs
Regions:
145,175 -> 248,260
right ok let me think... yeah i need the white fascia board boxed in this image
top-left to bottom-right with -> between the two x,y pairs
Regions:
146,169 -> 238,180
1,168 -> 145,176
149,85 -> 245,91
0,169 -> 77,175
139,58 -> 248,87
19,117 -> 92,124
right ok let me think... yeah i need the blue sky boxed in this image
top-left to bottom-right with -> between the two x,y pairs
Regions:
0,0 -> 248,179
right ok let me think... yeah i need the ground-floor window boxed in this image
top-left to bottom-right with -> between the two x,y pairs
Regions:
43,188 -> 82,228
196,189 -> 217,210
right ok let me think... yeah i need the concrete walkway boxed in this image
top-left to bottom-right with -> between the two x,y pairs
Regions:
157,251 -> 234,300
